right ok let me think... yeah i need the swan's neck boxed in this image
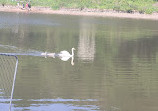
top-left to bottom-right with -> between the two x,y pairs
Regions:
71,57 -> 74,65
71,49 -> 74,56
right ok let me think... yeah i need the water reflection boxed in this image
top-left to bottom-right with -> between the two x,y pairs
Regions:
13,99 -> 99,111
78,19 -> 96,62
113,35 -> 158,97
1,12 -> 158,111
0,12 -> 59,29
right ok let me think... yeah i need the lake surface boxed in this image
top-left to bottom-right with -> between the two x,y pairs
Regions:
0,12 -> 158,111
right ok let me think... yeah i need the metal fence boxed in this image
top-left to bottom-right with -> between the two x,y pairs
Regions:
0,54 -> 18,111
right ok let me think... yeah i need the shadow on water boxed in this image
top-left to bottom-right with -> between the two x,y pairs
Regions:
116,35 -> 158,68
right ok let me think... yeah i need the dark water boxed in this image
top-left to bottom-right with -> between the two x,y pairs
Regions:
0,12 -> 158,111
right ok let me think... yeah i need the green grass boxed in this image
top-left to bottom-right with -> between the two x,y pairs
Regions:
0,0 -> 158,14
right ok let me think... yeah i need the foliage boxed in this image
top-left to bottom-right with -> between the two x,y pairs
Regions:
0,0 -> 158,14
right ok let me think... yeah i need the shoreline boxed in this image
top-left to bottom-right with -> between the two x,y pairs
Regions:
0,6 -> 158,20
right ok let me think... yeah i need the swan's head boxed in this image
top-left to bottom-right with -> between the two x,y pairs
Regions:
72,48 -> 76,51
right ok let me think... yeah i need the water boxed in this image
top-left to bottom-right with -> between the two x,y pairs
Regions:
0,12 -> 158,111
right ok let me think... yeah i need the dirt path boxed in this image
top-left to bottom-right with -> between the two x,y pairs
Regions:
0,5 -> 158,20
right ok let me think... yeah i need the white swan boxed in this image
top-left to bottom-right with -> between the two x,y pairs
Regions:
56,48 -> 75,61
58,48 -> 75,58
41,48 -> 75,65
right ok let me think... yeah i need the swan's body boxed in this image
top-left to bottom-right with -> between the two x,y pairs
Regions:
58,48 -> 75,58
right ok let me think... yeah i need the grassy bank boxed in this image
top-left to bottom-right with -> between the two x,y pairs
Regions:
1,0 -> 158,14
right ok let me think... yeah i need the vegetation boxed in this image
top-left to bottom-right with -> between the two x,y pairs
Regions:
0,0 -> 158,14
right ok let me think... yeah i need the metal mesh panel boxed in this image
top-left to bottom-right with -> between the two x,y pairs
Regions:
0,54 -> 18,111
